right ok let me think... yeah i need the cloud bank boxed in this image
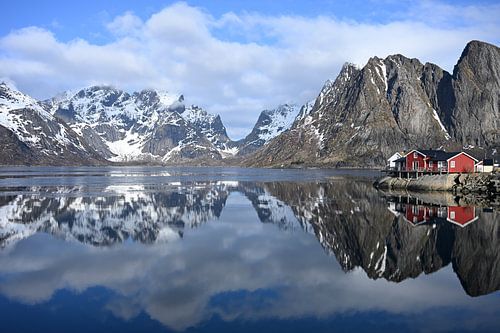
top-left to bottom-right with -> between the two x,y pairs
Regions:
0,1 -> 499,138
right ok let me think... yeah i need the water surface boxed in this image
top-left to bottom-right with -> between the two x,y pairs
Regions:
0,167 -> 498,333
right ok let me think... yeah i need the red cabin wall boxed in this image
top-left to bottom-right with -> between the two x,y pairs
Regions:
427,160 -> 439,171
406,151 -> 426,171
448,154 -> 475,173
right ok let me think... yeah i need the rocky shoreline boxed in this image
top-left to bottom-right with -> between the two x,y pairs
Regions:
374,173 -> 500,197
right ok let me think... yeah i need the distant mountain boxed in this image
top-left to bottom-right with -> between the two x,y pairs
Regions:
236,104 -> 301,155
44,86 -> 237,163
0,82 -> 105,165
0,82 -> 298,165
247,40 -> 500,168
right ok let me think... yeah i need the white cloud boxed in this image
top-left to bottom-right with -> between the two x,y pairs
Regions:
106,11 -> 143,36
0,1 -> 498,139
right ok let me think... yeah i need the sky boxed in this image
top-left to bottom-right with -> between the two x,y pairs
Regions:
1,0 -> 499,139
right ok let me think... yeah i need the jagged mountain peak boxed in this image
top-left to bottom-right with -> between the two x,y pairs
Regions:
236,103 -> 300,156
454,40 -> 500,78
44,84 -> 237,163
248,40 -> 500,168
0,83 -> 105,165
0,81 -> 46,114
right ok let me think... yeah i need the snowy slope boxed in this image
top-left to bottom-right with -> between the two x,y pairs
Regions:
0,82 -> 54,145
237,104 -> 300,155
48,86 -> 236,163
0,82 -> 103,164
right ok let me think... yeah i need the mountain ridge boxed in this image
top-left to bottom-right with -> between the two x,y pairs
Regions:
0,40 -> 498,166
246,40 -> 500,168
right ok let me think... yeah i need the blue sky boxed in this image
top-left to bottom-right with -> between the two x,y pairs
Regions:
3,0 -> 499,43
1,0 -> 499,138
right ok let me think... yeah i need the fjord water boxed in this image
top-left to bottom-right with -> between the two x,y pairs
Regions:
0,167 -> 498,333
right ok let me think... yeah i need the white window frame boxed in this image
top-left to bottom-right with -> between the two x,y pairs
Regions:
450,211 -> 455,219
450,160 -> 456,168
414,152 -> 418,158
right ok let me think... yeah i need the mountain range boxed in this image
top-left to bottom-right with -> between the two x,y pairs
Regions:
0,40 -> 498,167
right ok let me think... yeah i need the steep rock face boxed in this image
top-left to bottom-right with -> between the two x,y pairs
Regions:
182,106 -> 237,157
449,41 -> 500,148
237,104 -> 300,156
0,83 -> 105,165
248,41 -> 499,167
46,86 -> 237,163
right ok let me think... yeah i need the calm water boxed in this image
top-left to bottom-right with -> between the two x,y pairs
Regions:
0,166 -> 499,333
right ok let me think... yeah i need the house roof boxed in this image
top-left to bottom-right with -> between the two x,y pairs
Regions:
416,149 -> 459,161
446,152 -> 479,162
406,149 -> 478,162
395,157 -> 406,163
483,159 -> 494,166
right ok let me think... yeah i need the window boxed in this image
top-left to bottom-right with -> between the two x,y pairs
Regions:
450,160 -> 456,168
414,152 -> 418,158
450,211 -> 455,219
429,161 -> 433,168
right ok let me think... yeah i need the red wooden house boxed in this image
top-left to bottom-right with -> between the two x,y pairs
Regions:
398,149 -> 478,173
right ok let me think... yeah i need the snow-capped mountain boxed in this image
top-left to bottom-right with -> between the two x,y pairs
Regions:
236,104 -> 300,155
0,82 -> 303,165
45,86 -> 237,163
0,82 -> 105,165
248,40 -> 500,167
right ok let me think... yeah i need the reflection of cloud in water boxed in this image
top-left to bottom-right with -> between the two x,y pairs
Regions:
0,192 -> 498,331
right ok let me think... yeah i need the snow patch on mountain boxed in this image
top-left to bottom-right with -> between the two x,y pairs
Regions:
255,104 -> 300,142
432,109 -> 451,140
0,82 -> 89,156
0,82 -> 51,136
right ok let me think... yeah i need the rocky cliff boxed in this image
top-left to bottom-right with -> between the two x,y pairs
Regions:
247,41 -> 500,168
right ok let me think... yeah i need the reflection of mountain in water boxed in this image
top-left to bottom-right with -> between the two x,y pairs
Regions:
0,183 -> 231,247
261,181 -> 500,297
0,182 -> 307,248
0,180 -> 499,296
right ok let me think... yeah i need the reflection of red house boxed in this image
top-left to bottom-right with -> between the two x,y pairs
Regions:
447,206 -> 478,227
404,205 -> 441,225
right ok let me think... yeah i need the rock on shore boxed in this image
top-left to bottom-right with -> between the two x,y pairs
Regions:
374,174 -> 456,191
374,173 -> 500,194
